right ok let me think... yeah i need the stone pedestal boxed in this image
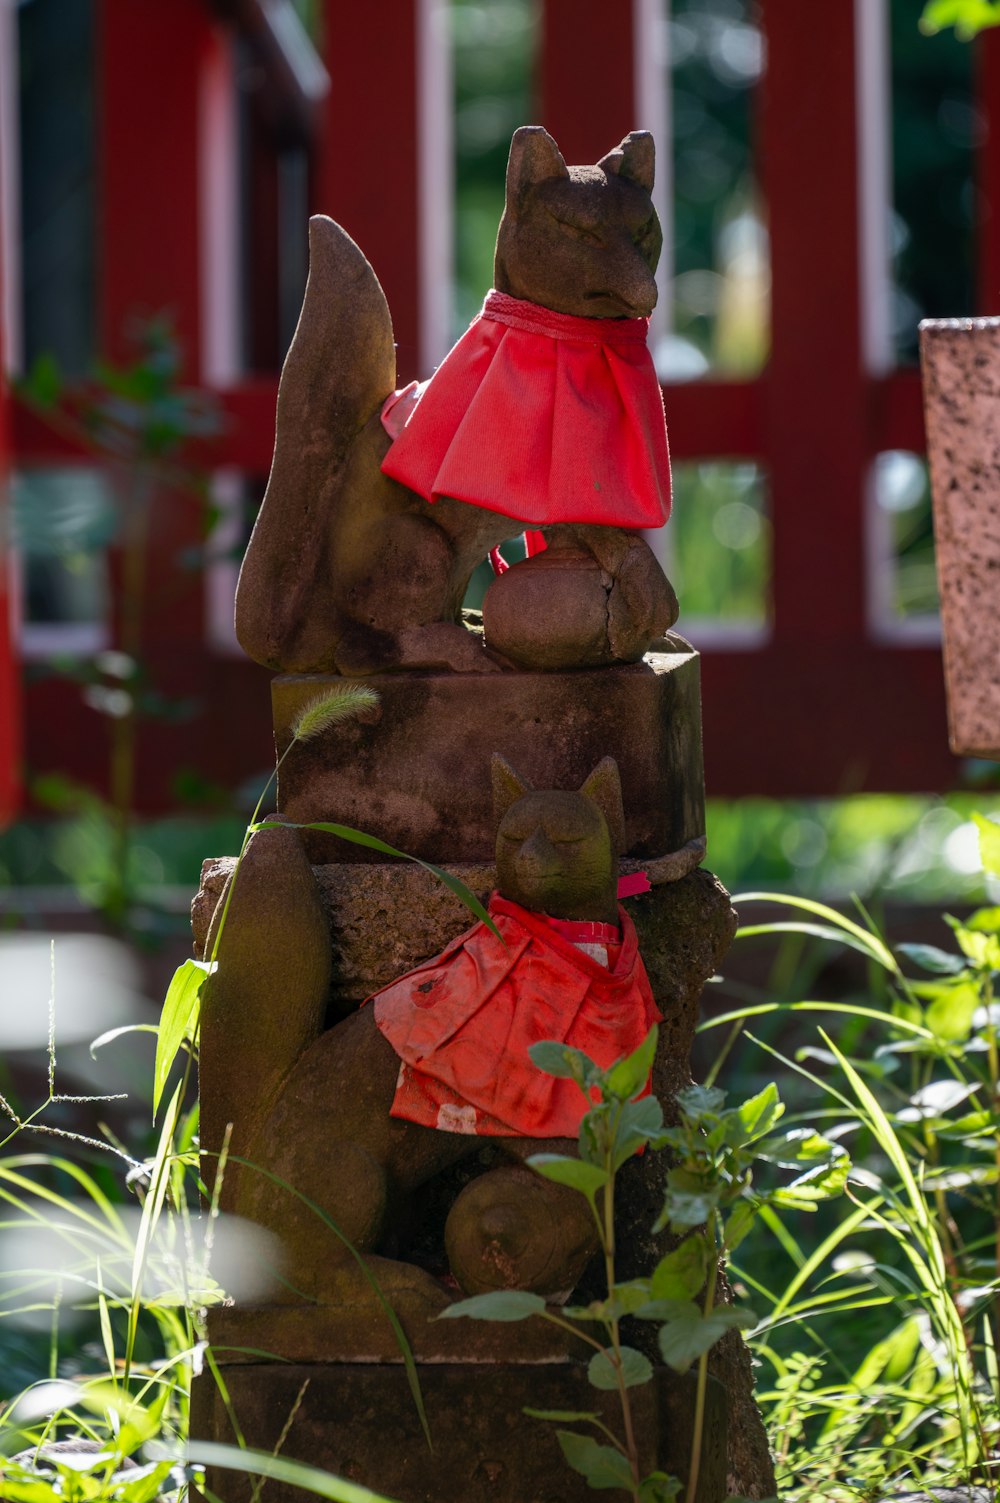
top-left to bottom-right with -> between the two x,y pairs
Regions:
192,1362 -> 728,1503
271,641 -> 704,863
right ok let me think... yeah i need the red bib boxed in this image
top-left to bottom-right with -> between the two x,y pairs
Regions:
380,291 -> 671,531
371,893 -> 660,1139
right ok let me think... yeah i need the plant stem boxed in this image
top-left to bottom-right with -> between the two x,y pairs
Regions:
600,1116 -> 642,1502
686,1210 -> 719,1503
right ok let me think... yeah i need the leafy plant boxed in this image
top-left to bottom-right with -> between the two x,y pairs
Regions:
15,324 -> 222,928
921,0 -> 1000,38
441,1027 -> 846,1503
710,814 -> 1000,1498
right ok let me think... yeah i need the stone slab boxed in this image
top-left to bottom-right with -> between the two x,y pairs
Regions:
191,1361 -> 728,1503
921,316 -> 1000,758
270,642 -> 704,863
205,1300 -> 589,1366
191,839 -> 706,1007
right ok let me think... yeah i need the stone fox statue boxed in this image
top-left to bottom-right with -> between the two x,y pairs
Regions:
235,126 -> 677,677
201,756 -> 653,1315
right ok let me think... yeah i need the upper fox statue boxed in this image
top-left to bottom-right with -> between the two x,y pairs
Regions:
234,127 -> 678,677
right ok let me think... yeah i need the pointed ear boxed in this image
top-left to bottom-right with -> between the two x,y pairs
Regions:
579,758 -> 626,855
492,754 -> 532,826
506,126 -> 568,207
600,131 -> 654,192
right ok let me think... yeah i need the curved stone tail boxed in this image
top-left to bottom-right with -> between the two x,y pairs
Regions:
235,216 -> 397,670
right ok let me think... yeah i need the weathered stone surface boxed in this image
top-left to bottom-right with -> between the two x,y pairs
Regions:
194,853 -> 773,1497
192,1362 -> 728,1503
920,317 -> 1000,758
271,645 -> 705,864
191,838 -> 707,1005
483,527 -> 677,670
204,1298 -> 589,1366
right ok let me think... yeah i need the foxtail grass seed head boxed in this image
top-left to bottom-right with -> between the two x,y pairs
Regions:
292,685 -> 380,743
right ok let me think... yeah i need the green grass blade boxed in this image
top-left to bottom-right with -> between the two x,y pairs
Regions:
732,891 -> 899,972
184,1440 -> 399,1502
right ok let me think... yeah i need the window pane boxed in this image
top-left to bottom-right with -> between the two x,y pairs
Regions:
871,450 -> 938,626
670,461 -> 770,629
663,0 -> 768,380
890,0 -> 977,363
13,467 -> 114,631
18,0 -> 96,375
451,0 -> 540,333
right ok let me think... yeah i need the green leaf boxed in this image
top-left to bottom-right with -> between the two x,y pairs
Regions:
638,1474 -> 682,1503
612,1095 -> 665,1169
651,1235 -> 709,1300
896,942 -> 966,975
675,1084 -> 726,1122
921,0 -> 1000,40
153,958 -> 213,1117
723,1199 -> 758,1253
755,1127 -> 839,1166
528,1154 -> 608,1202
974,812 -> 1000,875
556,1431 -> 633,1490
608,1280 -> 654,1316
656,1169 -> 722,1232
19,351 -> 63,407
606,1024 -> 658,1100
438,1290 -> 546,1322
529,1040 -> 598,1086
658,1305 -> 757,1374
771,1155 -> 850,1208
925,979 -> 982,1042
964,905 -> 1000,933
587,1344 -> 653,1390
724,1082 -> 783,1145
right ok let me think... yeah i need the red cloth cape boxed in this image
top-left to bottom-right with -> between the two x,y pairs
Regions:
380,291 -> 671,530
372,893 -> 660,1139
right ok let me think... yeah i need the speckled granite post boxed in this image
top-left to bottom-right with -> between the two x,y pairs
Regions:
920,316 -> 1000,759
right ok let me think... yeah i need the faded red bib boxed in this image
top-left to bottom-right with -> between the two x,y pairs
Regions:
371,893 -> 660,1139
380,291 -> 671,531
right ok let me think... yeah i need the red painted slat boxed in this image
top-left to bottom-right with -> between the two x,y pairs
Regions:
664,382 -> 764,461
540,0 -> 636,164
97,0 -> 210,658
97,0 -> 206,374
314,3 -> 420,383
758,0 -> 868,646
875,369 -> 926,456
701,643 -> 956,796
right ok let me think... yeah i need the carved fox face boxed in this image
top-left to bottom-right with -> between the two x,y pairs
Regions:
491,754 -> 626,924
493,127 -> 662,320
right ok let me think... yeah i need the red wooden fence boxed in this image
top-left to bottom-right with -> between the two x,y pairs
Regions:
1,0 -> 987,816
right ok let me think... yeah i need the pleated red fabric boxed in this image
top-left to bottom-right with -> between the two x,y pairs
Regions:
380,291 -> 671,530
372,893 -> 660,1138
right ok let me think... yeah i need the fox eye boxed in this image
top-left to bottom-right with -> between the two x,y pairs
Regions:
554,216 -> 602,245
637,217 -> 657,244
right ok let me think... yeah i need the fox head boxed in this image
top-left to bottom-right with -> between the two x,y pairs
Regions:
493,127 -> 662,320
491,754 -> 626,924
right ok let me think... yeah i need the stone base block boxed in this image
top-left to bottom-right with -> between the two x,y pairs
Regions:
271,641 -> 704,863
192,1361 -> 728,1503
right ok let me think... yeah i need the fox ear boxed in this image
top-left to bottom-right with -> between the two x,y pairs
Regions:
492,753 -> 533,826
578,758 -> 626,856
506,126 -> 569,205
599,131 -> 654,192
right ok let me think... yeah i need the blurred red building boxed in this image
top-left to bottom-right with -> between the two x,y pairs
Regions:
0,0 -> 996,824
